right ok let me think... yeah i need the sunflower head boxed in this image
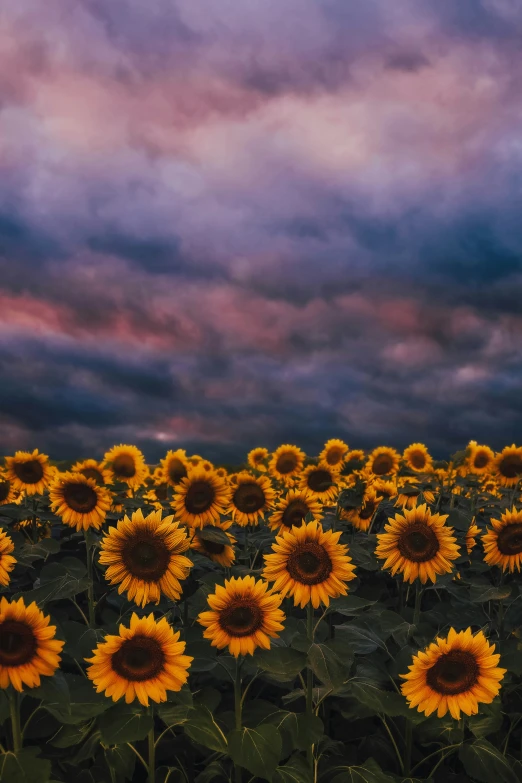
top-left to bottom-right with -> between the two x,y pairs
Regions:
263,520 -> 356,608
0,473 -> 18,506
342,486 -> 383,532
268,445 -> 306,484
298,461 -> 338,503
0,597 -> 64,691
230,472 -> 275,527
190,520 -> 236,567
171,467 -> 231,529
466,443 -> 494,475
86,613 -> 192,706
403,443 -> 433,473
268,489 -> 322,533
394,477 -> 435,510
4,450 -> 53,496
366,447 -> 400,477
318,439 -> 349,471
99,508 -> 192,607
72,459 -> 112,486
371,478 -> 397,500
0,529 -> 16,587
104,444 -> 149,490
49,472 -> 113,532
400,628 -> 506,720
493,445 -> 522,487
466,520 -> 481,555
375,504 -> 460,584
247,447 -> 269,472
483,507 -> 522,572
156,449 -> 188,488
197,575 -> 285,657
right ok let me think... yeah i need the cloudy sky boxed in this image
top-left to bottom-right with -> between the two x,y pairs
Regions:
1,0 -> 522,463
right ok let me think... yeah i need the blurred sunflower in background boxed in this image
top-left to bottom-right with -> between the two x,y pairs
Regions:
104,445 -> 149,490
0,529 -> 16,586
171,467 -> 231,528
99,509 -> 192,606
71,459 -> 112,486
400,628 -> 506,719
0,473 -> 19,506
466,442 -> 495,475
247,447 -> 269,472
49,472 -> 112,532
86,613 -> 192,706
268,489 -> 322,533
466,520 -> 481,554
318,439 -> 349,471
230,472 -> 275,526
198,575 -> 285,657
395,477 -> 435,509
268,444 -> 305,484
298,462 -> 338,503
5,449 -> 53,496
371,478 -> 398,500
403,443 -> 433,473
341,486 -> 383,532
483,507 -> 522,572
375,504 -> 460,584
190,520 -> 236,567
158,449 -> 189,487
366,446 -> 400,477
492,445 -> 522,488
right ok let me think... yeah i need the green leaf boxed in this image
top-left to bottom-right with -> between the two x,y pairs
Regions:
328,595 -> 377,615
255,647 -> 307,681
348,679 -> 424,723
51,722 -> 93,748
43,676 -> 108,724
16,560 -> 90,604
104,745 -> 136,783
194,761 -> 228,782
98,703 -> 153,745
469,584 -> 512,603
262,709 -> 324,752
0,747 -> 52,783
459,739 -> 518,783
307,642 -> 348,688
273,753 -> 313,783
61,621 -> 105,660
184,705 -> 228,753
468,701 -> 504,738
228,725 -> 282,782
156,702 -> 190,727
31,669 -> 70,706
329,757 -> 395,783
196,526 -> 231,545
335,623 -> 387,655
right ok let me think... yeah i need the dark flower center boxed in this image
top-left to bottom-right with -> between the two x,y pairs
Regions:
112,635 -> 165,681
122,535 -> 170,580
371,454 -> 394,475
276,452 -> 298,475
473,451 -> 489,469
185,481 -> 215,514
80,467 -> 104,484
13,459 -> 44,485
497,523 -> 522,555
0,481 -> 11,503
410,451 -> 426,469
201,539 -> 225,555
307,469 -> 333,493
154,483 -> 169,501
113,454 -> 136,479
398,522 -> 440,562
233,483 -> 266,513
168,458 -> 187,484
359,500 -> 376,521
499,454 -> 522,479
281,499 -> 309,528
287,542 -> 332,585
326,447 -> 344,466
219,600 -> 263,637
63,482 -> 98,514
426,650 -> 479,695
0,621 -> 37,667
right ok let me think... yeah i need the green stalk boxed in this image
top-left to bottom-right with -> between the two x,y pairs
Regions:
84,532 -> 96,627
306,602 -> 315,772
8,689 -> 22,753
413,582 -> 422,629
404,719 -> 413,776
32,499 -> 38,545
148,706 -> 155,783
234,657 -> 243,783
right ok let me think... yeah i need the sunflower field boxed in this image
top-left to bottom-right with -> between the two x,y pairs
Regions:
0,440 -> 522,783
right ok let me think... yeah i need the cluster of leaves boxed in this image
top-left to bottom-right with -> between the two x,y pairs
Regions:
0,463 -> 521,783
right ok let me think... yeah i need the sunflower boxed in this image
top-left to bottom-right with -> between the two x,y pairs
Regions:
0,530 -> 16,586
197,575 -> 285,657
366,447 -> 400,477
318,439 -> 349,471
230,472 -> 276,527
171,467 -> 231,529
263,520 -> 356,609
86,613 -> 192,706
99,509 -> 192,607
371,478 -> 398,500
466,442 -> 495,475
158,449 -> 189,488
4,450 -> 53,496
394,477 -> 435,510
493,445 -> 522,488
247,447 -> 269,472
466,521 -> 481,555
400,628 -> 506,720
49,472 -> 112,532
341,487 -> 383,532
190,520 -> 236,567
71,459 -> 112,486
0,474 -> 18,506
215,467 -> 228,479
268,489 -> 322,533
375,504 -> 460,584
187,455 -> 202,467
403,443 -> 433,473
482,507 -> 522,572
298,462 -> 338,503
268,444 -> 305,484
342,449 -> 366,474
0,597 -> 64,691
104,444 -> 149,490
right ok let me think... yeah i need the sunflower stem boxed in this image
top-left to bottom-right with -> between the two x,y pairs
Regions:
147,707 -> 156,783
234,656 -> 243,783
8,689 -> 22,753
404,719 -> 413,776
32,499 -> 38,544
84,532 -> 96,627
306,602 -> 315,772
412,582 -> 422,632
